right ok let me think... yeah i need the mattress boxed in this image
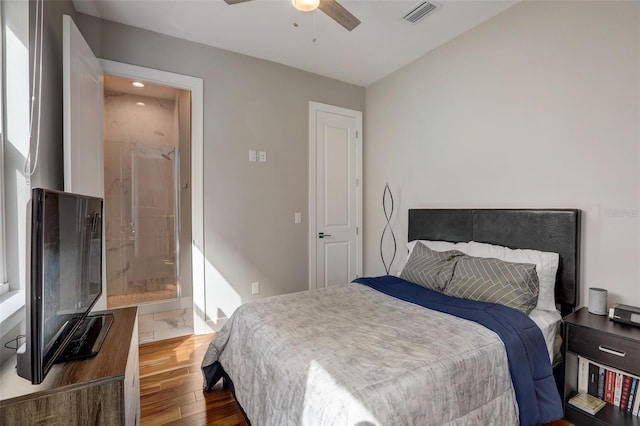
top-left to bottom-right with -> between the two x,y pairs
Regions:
202,280 -> 561,425
528,309 -> 562,364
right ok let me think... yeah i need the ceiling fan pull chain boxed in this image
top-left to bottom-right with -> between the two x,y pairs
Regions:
312,11 -> 317,43
292,3 -> 299,27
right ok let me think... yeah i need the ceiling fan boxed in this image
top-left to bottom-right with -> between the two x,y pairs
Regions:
223,0 -> 361,32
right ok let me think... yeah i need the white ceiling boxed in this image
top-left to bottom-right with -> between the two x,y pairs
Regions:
73,0 -> 519,87
104,75 -> 179,99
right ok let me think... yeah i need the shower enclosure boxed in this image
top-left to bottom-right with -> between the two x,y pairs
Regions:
106,144 -> 180,307
104,88 -> 183,309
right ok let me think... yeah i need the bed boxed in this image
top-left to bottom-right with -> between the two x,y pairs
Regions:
202,208 -> 581,426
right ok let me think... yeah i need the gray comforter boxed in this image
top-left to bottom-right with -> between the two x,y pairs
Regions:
202,283 -> 519,425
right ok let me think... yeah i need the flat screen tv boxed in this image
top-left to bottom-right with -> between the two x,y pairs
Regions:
17,188 -> 112,384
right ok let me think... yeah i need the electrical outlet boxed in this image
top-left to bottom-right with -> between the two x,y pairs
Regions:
251,282 -> 260,295
249,150 -> 257,162
259,151 -> 267,163
294,212 -> 302,224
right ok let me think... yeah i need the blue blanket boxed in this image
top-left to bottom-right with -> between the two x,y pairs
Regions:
353,275 -> 563,426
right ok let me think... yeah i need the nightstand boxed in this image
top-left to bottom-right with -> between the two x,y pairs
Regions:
563,307 -> 640,425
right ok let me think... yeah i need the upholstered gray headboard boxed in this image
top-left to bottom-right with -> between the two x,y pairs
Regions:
407,209 -> 581,316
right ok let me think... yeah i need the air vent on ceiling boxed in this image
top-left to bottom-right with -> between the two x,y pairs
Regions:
403,1 -> 441,24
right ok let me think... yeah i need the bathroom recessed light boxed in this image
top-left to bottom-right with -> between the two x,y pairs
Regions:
132,81 -> 145,88
136,102 -> 146,106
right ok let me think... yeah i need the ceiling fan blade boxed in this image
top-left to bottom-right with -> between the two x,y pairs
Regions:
224,0 -> 253,4
318,0 -> 361,32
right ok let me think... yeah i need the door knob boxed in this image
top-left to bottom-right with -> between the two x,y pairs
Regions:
318,232 -> 332,239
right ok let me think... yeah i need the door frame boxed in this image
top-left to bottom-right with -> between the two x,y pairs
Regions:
308,102 -> 363,290
99,60 -> 207,334
63,15 -> 107,309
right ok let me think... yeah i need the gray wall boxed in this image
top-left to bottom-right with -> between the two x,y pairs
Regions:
365,1 -> 640,308
75,13 -> 365,322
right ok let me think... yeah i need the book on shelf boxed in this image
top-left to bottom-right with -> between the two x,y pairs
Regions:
597,366 -> 605,400
588,362 -> 599,397
620,375 -> 633,411
633,381 -> 640,415
568,391 -> 607,415
613,372 -> 624,407
628,378 -> 638,413
578,356 -> 588,393
605,369 -> 615,404
576,355 -> 640,416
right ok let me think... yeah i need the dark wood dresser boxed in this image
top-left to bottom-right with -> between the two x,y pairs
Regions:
0,307 -> 139,425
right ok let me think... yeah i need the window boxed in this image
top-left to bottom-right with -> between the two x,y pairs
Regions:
0,0 -> 8,296
0,0 -> 30,324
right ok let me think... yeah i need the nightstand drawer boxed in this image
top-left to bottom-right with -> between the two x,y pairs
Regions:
567,324 -> 640,377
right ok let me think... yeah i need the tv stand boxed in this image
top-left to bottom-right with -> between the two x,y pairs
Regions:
0,307 -> 139,426
55,313 -> 114,363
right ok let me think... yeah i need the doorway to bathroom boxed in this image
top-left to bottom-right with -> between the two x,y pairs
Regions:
98,59 -> 205,342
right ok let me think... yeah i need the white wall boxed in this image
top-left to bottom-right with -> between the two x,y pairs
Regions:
364,0 -> 640,309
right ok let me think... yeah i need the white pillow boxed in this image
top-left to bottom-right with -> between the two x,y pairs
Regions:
407,240 -> 469,254
465,241 -> 559,312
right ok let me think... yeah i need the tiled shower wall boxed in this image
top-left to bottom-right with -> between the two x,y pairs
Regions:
104,91 -> 179,299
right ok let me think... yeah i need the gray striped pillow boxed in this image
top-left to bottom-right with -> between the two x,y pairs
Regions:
445,255 -> 539,314
400,242 -> 464,291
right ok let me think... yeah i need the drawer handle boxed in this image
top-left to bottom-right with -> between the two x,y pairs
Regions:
598,345 -> 626,357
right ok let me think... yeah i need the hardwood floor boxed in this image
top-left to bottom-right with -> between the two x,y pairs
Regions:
139,333 -> 246,425
138,334 -> 574,426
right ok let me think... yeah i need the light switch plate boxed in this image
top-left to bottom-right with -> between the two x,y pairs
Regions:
259,151 -> 267,163
294,212 -> 302,224
249,150 -> 257,162
251,282 -> 260,294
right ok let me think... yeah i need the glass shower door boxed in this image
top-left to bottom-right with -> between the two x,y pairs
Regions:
106,144 -> 179,307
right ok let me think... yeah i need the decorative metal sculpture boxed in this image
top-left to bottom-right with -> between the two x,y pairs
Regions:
380,183 -> 397,275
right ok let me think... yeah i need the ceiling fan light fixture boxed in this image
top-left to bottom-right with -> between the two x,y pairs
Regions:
292,0 -> 320,12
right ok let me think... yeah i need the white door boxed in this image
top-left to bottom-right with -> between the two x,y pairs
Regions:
63,14 -> 103,198
63,15 -> 106,309
309,102 -> 362,289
